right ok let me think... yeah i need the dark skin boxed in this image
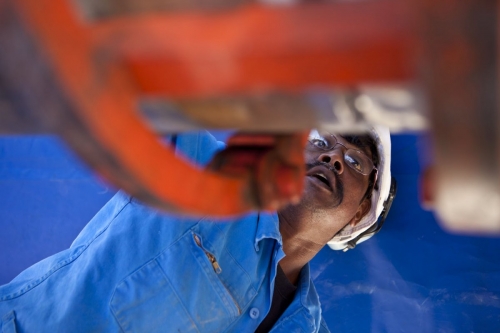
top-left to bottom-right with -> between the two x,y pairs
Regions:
277,135 -> 373,285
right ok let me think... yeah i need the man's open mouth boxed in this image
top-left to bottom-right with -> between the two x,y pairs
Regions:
309,171 -> 333,192
306,162 -> 344,206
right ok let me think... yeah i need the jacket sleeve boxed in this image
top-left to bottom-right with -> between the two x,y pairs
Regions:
171,131 -> 226,167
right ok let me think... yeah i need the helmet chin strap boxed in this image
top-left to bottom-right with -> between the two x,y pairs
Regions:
344,177 -> 397,252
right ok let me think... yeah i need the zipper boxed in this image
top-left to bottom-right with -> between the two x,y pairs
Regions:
193,234 -> 222,274
192,233 -> 241,315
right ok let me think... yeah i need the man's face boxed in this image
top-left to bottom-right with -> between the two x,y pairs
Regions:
279,132 -> 374,241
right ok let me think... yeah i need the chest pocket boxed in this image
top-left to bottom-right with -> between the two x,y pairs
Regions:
110,229 -> 255,333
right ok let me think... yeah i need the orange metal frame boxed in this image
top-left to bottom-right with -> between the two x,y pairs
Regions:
4,0 -> 417,216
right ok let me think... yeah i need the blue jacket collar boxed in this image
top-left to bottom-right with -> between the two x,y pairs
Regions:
254,212 -> 282,252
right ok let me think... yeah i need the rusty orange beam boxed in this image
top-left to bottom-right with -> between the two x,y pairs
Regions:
91,0 -> 419,98
10,0 -> 262,216
7,0 -> 418,216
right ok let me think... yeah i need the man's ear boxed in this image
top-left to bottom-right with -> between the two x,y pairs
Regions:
349,198 -> 372,227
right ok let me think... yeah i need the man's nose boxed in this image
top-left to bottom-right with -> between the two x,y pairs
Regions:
318,149 -> 345,174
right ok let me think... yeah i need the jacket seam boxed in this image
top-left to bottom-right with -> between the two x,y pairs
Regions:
155,258 -> 202,332
188,231 -> 241,317
222,247 -> 258,300
108,305 -> 126,333
210,224 -> 259,303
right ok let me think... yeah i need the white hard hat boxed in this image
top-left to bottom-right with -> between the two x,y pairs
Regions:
322,125 -> 395,251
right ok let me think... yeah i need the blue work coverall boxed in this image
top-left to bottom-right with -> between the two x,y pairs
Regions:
0,131 -> 329,333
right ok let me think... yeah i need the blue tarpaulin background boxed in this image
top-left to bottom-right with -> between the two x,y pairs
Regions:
1,134 -> 499,332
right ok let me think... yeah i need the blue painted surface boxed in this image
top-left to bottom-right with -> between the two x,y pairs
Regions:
1,134 -> 499,332
0,136 -> 115,283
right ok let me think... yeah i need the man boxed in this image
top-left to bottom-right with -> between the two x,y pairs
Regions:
0,127 -> 392,332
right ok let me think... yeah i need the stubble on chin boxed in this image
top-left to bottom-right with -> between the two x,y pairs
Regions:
278,194 -> 345,243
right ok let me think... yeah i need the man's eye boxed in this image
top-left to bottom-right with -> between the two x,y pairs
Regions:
345,155 -> 362,171
311,139 -> 328,148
